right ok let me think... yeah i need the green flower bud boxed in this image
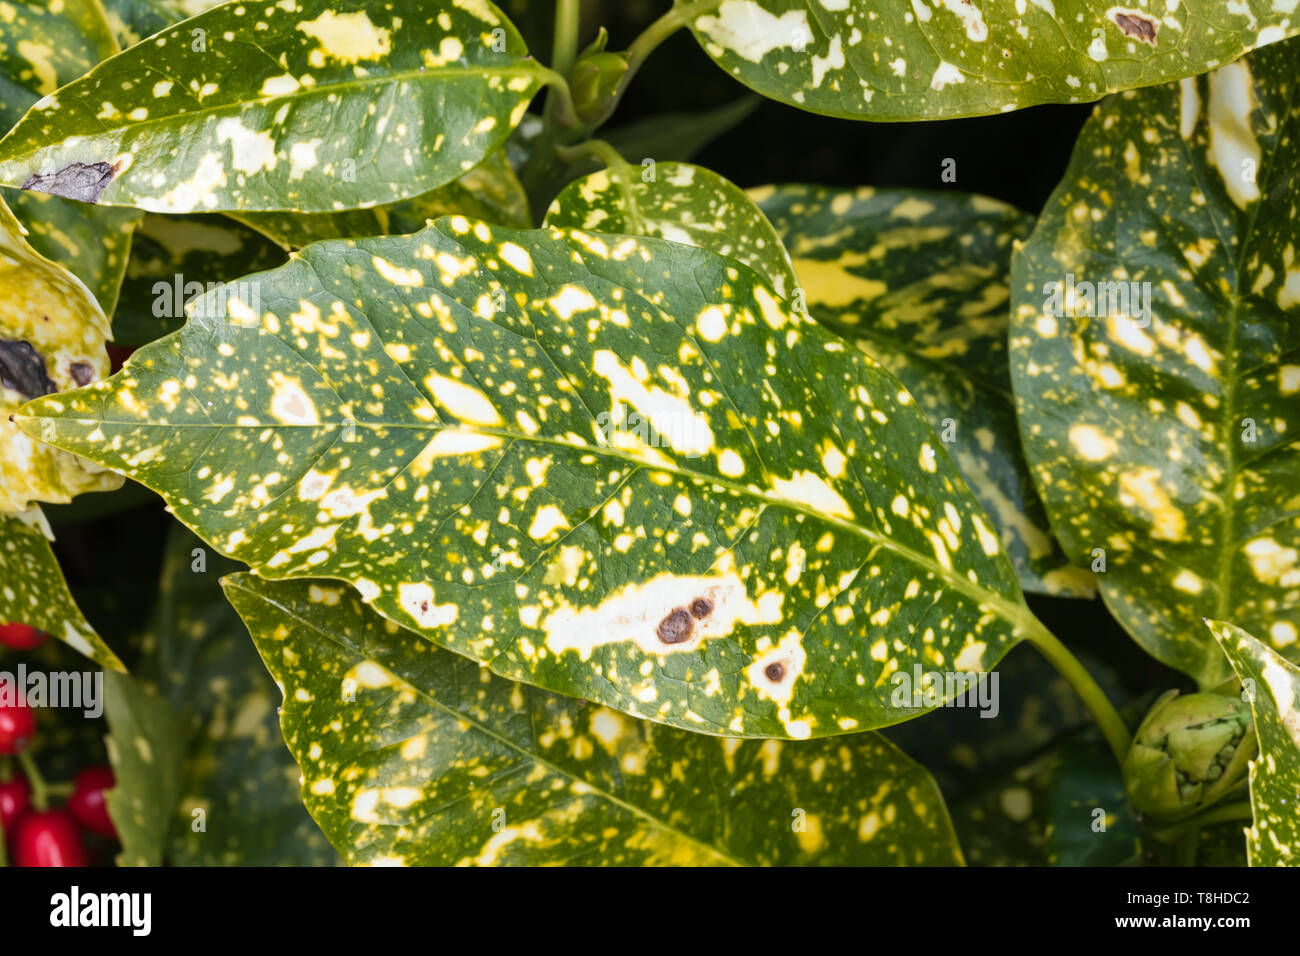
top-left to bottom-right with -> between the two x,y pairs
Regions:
1123,689 -> 1257,821
569,51 -> 629,122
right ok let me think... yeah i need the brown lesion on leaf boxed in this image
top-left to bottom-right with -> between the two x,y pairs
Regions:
0,339 -> 56,399
21,161 -> 121,204
1111,11 -> 1159,45
763,661 -> 786,682
689,597 -> 713,619
656,607 -> 695,645
68,362 -> 94,386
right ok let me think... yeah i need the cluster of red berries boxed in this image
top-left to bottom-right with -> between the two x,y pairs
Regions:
1,622 -> 117,866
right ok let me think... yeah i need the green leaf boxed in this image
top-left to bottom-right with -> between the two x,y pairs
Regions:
1010,39 -> 1300,687
0,0 -> 139,314
20,218 -> 1036,739
224,572 -> 964,866
757,185 -> 1092,598
603,96 -> 762,167
685,0 -> 1300,120
101,0 -> 221,49
0,193 -> 123,513
1208,619 -> 1300,867
545,161 -> 798,298
0,510 -> 125,671
234,148 -> 532,248
103,670 -> 185,866
145,527 -> 336,865
0,0 -> 544,213
113,212 -> 288,346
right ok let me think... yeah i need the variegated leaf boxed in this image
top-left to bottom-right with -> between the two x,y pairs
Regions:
686,0 -> 1300,120
0,0 -> 543,213
224,572 -> 964,866
235,148 -> 532,248
1010,39 -> 1300,687
756,185 -> 1092,598
19,219 -> 1038,739
103,670 -> 185,866
113,212 -> 287,346
0,193 -> 123,512
0,510 -> 125,671
0,0 -> 140,314
101,0 -> 221,49
1208,620 -> 1300,867
545,161 -> 798,299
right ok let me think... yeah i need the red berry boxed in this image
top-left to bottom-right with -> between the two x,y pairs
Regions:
68,765 -> 116,839
0,682 -> 36,754
0,622 -> 47,650
0,775 -> 30,830
11,810 -> 87,867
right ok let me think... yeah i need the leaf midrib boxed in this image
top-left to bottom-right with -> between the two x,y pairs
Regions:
227,579 -> 746,867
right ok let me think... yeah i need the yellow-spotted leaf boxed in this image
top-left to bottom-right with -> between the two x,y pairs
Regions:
0,0 -> 140,314
224,572 -> 964,866
101,0 -> 222,49
0,510 -> 125,671
235,149 -> 532,248
0,0 -> 544,213
756,185 -> 1092,598
685,0 -> 1300,121
1010,39 -> 1300,687
1208,620 -> 1300,867
544,161 -> 798,299
19,218 -> 1039,739
0,194 -> 122,512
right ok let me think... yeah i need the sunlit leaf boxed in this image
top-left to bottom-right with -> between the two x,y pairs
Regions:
545,160 -> 798,298
225,572 -> 964,866
0,0 -> 544,213
0,0 -> 140,314
1208,619 -> 1300,867
1010,39 -> 1300,686
686,0 -> 1300,120
0,194 -> 122,512
0,510 -> 125,671
20,219 -> 1038,739
756,185 -> 1092,598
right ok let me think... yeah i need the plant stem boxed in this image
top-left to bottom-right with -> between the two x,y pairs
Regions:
1151,801 -> 1253,843
17,749 -> 48,811
1019,613 -> 1132,763
552,0 -> 582,76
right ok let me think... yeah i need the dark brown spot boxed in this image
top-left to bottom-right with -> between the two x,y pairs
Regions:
68,362 -> 94,386
420,601 -> 429,612
1112,12 -> 1158,44
689,597 -> 713,619
21,161 -> 120,203
0,340 -> 56,400
764,662 -> 786,682
656,607 -> 694,645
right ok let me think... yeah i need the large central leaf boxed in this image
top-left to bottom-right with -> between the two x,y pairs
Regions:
1011,38 -> 1300,687
0,0 -> 543,212
226,572 -> 964,865
685,0 -> 1300,120
19,218 -> 1037,739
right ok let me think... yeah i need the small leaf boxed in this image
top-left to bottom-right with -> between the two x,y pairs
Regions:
146,527 -> 336,865
757,185 -> 1092,598
0,0 -> 140,314
103,670 -> 185,866
1208,619 -> 1300,867
0,0 -> 544,212
21,219 -> 1035,738
225,572 -> 964,866
0,194 -> 122,512
235,148 -> 532,248
604,96 -> 761,166
1011,40 -> 1300,686
113,213 -> 288,346
686,0 -> 1299,120
0,510 -> 125,671
545,160 -> 798,298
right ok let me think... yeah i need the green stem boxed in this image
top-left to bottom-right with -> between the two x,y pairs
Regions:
1177,832 -> 1199,866
1020,613 -> 1132,764
1151,801 -> 1253,843
16,749 -> 48,812
552,0 -> 582,76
